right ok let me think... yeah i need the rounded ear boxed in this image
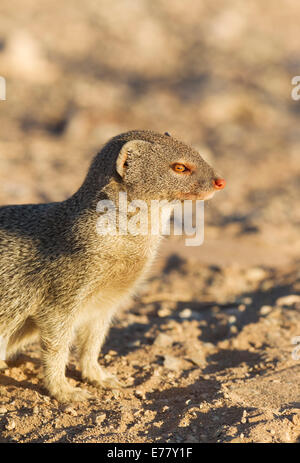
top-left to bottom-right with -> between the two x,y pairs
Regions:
116,140 -> 152,177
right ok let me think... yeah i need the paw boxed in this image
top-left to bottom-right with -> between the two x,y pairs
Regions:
101,374 -> 125,390
81,365 -> 125,390
49,385 -> 92,403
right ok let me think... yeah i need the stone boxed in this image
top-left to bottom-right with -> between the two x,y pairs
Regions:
154,333 -> 173,347
260,305 -> 272,315
276,295 -> 300,306
179,308 -> 192,319
5,418 -> 16,431
163,355 -> 183,370
94,413 -> 106,425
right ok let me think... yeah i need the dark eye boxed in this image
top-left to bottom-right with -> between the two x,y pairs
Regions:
172,163 -> 191,174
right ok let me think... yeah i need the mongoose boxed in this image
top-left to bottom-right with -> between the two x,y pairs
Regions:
0,130 -> 225,402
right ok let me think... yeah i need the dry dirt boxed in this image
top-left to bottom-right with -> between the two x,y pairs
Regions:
0,0 -> 300,443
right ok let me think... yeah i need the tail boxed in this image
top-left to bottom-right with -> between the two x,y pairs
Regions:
6,317 -> 39,360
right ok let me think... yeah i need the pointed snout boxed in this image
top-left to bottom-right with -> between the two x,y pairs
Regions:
213,178 -> 226,190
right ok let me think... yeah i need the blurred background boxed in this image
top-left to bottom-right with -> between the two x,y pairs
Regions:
0,0 -> 299,264
1,0 -> 300,443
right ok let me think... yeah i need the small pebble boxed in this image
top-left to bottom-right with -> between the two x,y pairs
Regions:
228,315 -> 236,324
203,342 -> 215,350
163,355 -> 183,370
158,308 -> 171,317
154,333 -> 173,347
5,419 -> 16,431
179,308 -> 192,319
135,389 -> 146,399
260,305 -> 272,315
94,413 -> 106,425
246,268 -> 266,282
276,295 -> 300,306
126,376 -> 134,386
63,405 -> 77,416
241,297 -> 252,305
188,352 -> 206,367
129,340 -> 141,347
247,416 -> 259,423
112,389 -> 121,399
108,350 -> 117,356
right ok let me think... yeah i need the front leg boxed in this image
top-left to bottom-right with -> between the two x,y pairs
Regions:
76,313 -> 123,389
37,317 -> 91,403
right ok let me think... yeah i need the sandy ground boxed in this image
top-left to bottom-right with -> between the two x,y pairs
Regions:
0,0 -> 299,443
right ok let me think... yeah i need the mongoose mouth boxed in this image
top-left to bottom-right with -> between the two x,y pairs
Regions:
174,178 -> 225,201
175,190 -> 215,201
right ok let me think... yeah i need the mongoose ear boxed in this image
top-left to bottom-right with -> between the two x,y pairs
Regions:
116,140 -> 151,177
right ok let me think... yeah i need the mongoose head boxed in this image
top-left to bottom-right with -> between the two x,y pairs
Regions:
86,130 -> 225,203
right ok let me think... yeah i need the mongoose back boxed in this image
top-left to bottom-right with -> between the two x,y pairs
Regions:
0,130 -> 225,402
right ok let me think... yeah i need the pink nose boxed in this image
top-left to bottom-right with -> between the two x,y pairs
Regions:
213,178 -> 226,190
